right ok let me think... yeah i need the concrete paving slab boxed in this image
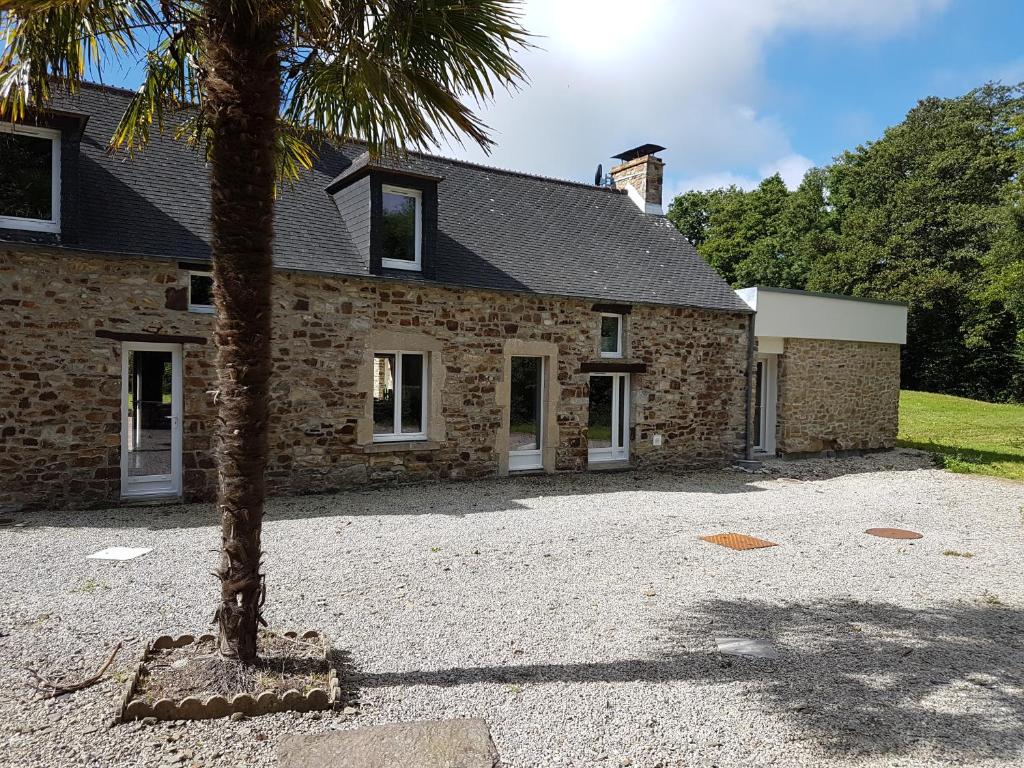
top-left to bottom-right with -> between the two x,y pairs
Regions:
716,636 -> 780,659
87,546 -> 152,561
277,718 -> 500,768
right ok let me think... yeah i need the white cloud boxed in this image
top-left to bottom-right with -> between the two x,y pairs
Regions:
441,0 -> 949,196
667,152 -> 813,199
764,153 -> 816,189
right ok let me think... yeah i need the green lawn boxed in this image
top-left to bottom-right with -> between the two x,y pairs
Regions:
898,390 -> 1024,481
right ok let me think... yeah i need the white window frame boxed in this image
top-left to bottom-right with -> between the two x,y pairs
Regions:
599,313 -> 624,359
587,372 -> 630,464
380,185 -> 422,271
0,122 -> 61,233
120,341 -> 183,498
187,271 -> 215,313
508,356 -> 545,472
753,354 -> 778,456
372,350 -> 429,442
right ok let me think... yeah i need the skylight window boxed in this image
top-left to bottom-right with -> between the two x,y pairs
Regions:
0,123 -> 61,233
381,185 -> 422,270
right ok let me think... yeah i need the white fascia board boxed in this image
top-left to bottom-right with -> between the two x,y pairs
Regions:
738,287 -> 907,345
757,336 -> 785,355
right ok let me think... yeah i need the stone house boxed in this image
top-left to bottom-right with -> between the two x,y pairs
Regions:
0,85 -> 905,510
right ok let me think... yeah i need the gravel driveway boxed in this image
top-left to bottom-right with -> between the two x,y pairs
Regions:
2,450 -> 1023,768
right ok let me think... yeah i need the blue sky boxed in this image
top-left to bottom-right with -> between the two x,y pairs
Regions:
441,0 -> 1024,199
763,0 -> 1024,173
94,0 -> 1022,199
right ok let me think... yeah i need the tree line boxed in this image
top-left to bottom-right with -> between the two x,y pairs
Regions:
667,84 -> 1024,403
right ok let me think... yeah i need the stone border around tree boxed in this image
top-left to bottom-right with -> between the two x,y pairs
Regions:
116,631 -> 341,723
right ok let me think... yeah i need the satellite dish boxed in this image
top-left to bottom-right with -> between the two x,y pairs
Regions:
594,163 -> 603,186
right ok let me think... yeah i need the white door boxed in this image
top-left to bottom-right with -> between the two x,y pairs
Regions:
588,373 -> 630,464
508,356 -> 544,471
121,342 -> 183,497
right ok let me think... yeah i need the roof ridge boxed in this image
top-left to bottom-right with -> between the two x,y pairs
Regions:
341,136 -> 625,194
404,148 -> 626,195
77,80 -> 141,98
73,80 -> 625,195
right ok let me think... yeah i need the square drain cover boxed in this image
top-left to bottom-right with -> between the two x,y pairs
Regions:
700,532 -> 778,551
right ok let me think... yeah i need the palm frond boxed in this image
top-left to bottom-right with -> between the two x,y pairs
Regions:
282,0 -> 531,157
2,0 -> 532,175
275,123 -> 319,183
0,0 -> 166,120
112,14 -> 202,153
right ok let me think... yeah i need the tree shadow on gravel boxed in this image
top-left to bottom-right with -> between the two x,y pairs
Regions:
355,598 -> 1024,762
10,451 -> 931,529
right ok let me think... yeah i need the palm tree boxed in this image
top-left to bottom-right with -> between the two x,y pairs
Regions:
1,0 -> 529,661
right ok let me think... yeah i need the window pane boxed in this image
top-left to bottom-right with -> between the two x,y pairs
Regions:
189,273 -> 213,306
127,350 -> 173,477
588,376 -> 613,448
382,191 -> 417,262
753,361 -> 764,447
600,316 -> 620,354
616,375 -> 626,449
400,353 -> 424,434
510,357 -> 542,451
373,354 -> 396,434
0,132 -> 53,220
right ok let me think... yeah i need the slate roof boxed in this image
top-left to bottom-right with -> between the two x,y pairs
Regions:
10,83 -> 750,313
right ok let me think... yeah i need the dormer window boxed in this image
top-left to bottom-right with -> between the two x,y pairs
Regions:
326,157 -> 440,276
600,313 -> 623,358
0,122 -> 61,233
381,185 -> 422,271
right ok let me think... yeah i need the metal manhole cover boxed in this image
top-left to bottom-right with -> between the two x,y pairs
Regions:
866,528 -> 923,540
699,532 -> 779,551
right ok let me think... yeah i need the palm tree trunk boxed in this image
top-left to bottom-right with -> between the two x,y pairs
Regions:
204,1 -> 282,662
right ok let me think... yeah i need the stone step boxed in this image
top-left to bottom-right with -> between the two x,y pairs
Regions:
277,718 -> 500,768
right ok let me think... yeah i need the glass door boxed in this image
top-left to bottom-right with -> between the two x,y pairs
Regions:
754,359 -> 765,451
121,343 -> 183,497
508,356 -> 544,471
588,373 -> 629,464
753,355 -> 777,455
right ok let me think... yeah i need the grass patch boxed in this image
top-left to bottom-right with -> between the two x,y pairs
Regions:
942,550 -> 975,558
73,577 -> 109,594
898,390 -> 1024,482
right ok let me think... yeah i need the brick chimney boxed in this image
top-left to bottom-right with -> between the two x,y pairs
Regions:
610,143 -> 665,215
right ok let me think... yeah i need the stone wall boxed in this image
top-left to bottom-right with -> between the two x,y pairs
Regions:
1,247 -> 750,509
775,338 -> 901,455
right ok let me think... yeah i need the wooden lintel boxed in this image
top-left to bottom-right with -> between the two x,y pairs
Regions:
591,303 -> 632,315
95,330 -> 207,345
579,360 -> 647,374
